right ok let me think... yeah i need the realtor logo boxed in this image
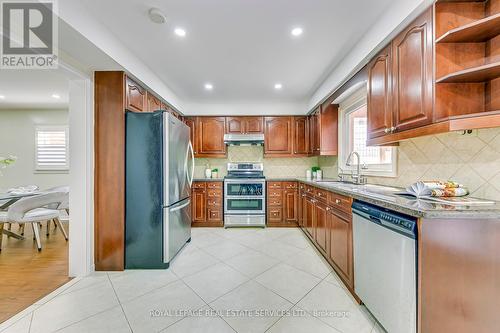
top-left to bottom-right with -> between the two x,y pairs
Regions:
1,0 -> 58,69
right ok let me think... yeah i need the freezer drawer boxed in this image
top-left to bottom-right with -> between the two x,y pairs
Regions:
163,198 -> 191,263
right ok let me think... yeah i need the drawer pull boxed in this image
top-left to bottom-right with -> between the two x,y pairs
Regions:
335,199 -> 341,204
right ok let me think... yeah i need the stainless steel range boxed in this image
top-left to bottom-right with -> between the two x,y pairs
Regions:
224,162 -> 266,228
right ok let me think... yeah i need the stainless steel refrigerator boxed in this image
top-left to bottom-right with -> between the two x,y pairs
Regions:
125,111 -> 194,269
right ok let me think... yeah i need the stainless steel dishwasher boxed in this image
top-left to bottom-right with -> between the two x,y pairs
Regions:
352,200 -> 417,333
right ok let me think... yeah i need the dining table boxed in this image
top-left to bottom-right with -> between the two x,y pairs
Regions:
0,191 -> 39,239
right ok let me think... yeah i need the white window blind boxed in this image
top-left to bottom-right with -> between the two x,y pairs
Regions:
35,126 -> 69,171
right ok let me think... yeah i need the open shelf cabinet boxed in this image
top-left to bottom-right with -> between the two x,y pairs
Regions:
434,0 -> 500,125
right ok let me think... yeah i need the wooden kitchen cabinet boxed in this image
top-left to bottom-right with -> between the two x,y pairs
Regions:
267,181 -> 298,226
305,195 -> 315,239
196,117 -> 227,158
315,200 -> 328,256
226,117 -> 264,134
392,8 -> 433,132
192,181 -> 223,227
293,116 -> 310,156
126,77 -> 147,112
184,117 -> 198,156
308,104 -> 338,156
146,92 -> 162,112
367,44 -> 393,139
327,209 -> 353,289
264,117 -> 293,157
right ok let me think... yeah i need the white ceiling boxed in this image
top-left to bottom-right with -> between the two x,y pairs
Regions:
75,0 -> 394,103
0,69 -> 70,109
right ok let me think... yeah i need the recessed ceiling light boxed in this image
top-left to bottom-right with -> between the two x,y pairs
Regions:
274,83 -> 283,90
0,95 -> 5,99
174,28 -> 187,37
204,83 -> 214,91
291,27 -> 303,37
51,94 -> 61,99
148,8 -> 167,24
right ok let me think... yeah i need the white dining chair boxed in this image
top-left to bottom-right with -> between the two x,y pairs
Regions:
43,186 -> 69,236
0,192 -> 67,251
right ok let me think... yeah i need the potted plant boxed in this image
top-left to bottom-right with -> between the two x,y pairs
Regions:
0,155 -> 17,176
311,166 -> 321,179
211,168 -> 219,179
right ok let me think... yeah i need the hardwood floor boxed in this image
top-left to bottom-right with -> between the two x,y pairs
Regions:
0,221 -> 70,323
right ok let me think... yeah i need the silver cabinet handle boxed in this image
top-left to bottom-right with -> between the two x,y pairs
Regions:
391,126 -> 396,132
384,128 -> 390,133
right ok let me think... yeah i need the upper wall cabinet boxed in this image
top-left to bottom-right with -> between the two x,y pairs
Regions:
184,117 -> 198,156
319,102 -> 339,155
196,117 -> 227,158
367,45 -> 393,139
293,116 -> 310,156
391,8 -> 433,132
264,117 -> 293,156
147,92 -> 162,112
126,77 -> 147,112
225,117 -> 264,134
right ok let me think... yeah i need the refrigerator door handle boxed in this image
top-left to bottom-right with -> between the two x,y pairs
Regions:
170,199 -> 191,213
187,141 -> 195,187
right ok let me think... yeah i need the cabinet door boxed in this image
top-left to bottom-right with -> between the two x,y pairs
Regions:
264,117 -> 293,156
244,117 -> 264,134
309,111 -> 320,155
126,77 -> 146,112
319,104 -> 338,155
328,210 -> 353,286
146,92 -> 162,112
368,45 -> 393,139
283,189 -> 298,223
184,118 -> 198,156
315,201 -> 328,255
392,8 -> 433,132
225,117 -> 245,134
305,196 -> 315,238
293,116 -> 309,156
197,117 -> 227,157
192,188 -> 206,223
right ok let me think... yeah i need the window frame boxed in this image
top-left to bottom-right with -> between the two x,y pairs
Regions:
34,125 -> 70,173
338,87 -> 397,177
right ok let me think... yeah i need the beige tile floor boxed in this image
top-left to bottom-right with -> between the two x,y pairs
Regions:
0,227 -> 385,333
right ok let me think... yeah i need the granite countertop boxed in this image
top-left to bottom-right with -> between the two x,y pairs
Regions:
193,178 -> 224,182
268,178 -> 500,219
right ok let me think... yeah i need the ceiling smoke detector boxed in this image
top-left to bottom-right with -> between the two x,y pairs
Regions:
148,8 -> 167,24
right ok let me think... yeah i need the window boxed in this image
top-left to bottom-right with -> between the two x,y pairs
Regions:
35,126 -> 69,171
338,88 -> 397,177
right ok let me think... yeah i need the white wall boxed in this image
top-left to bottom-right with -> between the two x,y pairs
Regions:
183,101 -> 307,116
308,0 -> 434,111
0,109 -> 69,190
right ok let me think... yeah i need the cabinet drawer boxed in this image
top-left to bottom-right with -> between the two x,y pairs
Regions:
305,185 -> 314,195
207,198 -> 222,207
283,181 -> 298,189
268,208 -> 282,222
268,190 -> 283,197
207,189 -> 222,198
328,192 -> 352,214
267,181 -> 282,189
207,209 -> 222,221
207,182 -> 222,189
315,188 -> 329,201
268,197 -> 283,206
193,182 -> 206,189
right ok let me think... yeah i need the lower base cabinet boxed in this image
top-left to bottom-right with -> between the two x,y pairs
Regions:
299,182 -> 355,296
191,181 -> 223,227
267,181 -> 298,226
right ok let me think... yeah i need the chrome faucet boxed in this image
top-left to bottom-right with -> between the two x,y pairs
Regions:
340,151 -> 367,185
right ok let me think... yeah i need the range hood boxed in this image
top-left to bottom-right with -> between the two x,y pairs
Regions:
224,133 -> 264,146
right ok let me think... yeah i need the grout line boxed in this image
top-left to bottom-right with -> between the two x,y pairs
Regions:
106,273 -> 134,333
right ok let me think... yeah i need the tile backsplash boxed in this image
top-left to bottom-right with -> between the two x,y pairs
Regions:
194,146 -> 319,178
319,128 -> 500,201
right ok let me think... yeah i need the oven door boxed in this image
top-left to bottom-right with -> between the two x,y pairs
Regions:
224,180 -> 264,197
225,197 -> 265,215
